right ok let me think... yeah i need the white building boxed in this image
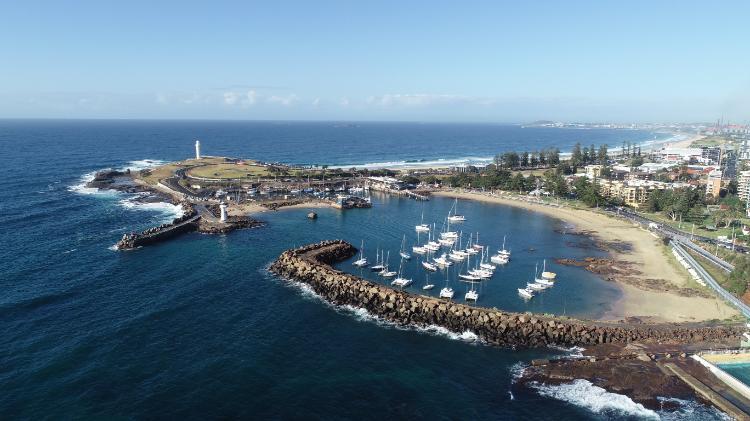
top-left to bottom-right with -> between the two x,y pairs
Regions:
657,147 -> 702,163
739,170 -> 750,204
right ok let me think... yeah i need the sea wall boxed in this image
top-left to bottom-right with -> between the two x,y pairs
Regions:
269,240 -> 742,348
116,202 -> 199,249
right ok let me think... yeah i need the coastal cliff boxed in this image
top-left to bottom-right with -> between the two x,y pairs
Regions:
269,240 -> 742,348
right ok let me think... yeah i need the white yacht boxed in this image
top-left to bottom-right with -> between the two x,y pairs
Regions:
422,274 -> 435,290
415,210 -> 430,232
480,262 -> 497,271
527,282 -> 548,291
433,254 -> 453,267
517,287 -> 534,299
459,273 -> 481,281
490,253 -> 509,265
449,251 -> 466,261
399,235 -> 411,260
469,269 -> 493,279
352,241 -> 369,267
412,245 -> 427,254
422,261 -> 438,272
465,289 -> 478,301
439,287 -> 455,299
447,199 -> 467,222
391,258 -> 412,288
370,248 -> 385,271
497,235 -> 511,259
439,238 -> 456,247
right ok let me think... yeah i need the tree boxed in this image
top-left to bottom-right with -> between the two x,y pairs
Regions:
544,171 -> 569,197
573,176 -> 603,207
597,145 -> 608,164
630,156 -> 644,167
571,143 -> 583,166
501,151 -> 520,169
521,151 -> 529,168
590,144 -> 596,164
530,152 -> 539,167
510,172 -> 526,192
548,148 -> 561,166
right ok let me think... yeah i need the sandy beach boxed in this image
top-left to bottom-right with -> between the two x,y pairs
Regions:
432,190 -> 738,323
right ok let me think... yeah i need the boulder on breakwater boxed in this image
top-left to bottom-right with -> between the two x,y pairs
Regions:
269,240 -> 742,348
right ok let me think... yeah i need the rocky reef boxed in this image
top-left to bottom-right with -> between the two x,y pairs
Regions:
269,240 -> 742,348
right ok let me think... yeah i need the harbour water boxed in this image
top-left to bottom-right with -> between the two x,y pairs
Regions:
0,120 -> 727,419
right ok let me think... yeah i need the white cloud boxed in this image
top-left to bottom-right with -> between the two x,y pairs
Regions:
339,97 -> 350,107
368,93 -> 496,107
223,91 -> 240,105
267,94 -> 299,106
311,98 -> 320,107
245,90 -> 257,105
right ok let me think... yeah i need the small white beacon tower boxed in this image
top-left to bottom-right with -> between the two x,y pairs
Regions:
219,202 -> 228,222
195,140 -> 201,160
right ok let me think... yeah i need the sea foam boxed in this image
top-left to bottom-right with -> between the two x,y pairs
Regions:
531,379 -> 659,419
277,273 -> 481,344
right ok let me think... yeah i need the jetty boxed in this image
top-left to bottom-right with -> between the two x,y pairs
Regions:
269,240 -> 741,348
115,201 -> 262,250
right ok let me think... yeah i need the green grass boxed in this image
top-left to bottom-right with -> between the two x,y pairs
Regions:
187,163 -> 271,179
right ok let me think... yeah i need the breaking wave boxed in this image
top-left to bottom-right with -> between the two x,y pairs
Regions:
530,379 -> 728,420
531,379 -> 659,419
68,159 -> 179,222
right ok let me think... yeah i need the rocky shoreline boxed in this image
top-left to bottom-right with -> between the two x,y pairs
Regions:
269,240 -> 742,348
271,240 -> 747,415
555,257 -> 713,298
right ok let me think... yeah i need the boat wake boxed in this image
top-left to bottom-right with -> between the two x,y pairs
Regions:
274,272 -> 481,344
530,379 -> 728,420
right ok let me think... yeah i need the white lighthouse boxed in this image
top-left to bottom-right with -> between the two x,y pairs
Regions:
219,202 -> 228,222
195,140 -> 201,160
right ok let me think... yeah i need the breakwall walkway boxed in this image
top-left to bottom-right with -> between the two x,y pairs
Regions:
269,240 -> 742,348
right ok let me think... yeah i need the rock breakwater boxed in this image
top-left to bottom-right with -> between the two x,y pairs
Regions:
270,241 -> 742,348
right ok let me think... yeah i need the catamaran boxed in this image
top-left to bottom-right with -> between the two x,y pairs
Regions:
517,287 -> 534,299
465,282 -> 479,301
391,257 -> 413,288
352,240 -> 369,267
440,287 -> 455,299
447,198 -> 466,222
370,248 -> 385,271
399,235 -> 411,260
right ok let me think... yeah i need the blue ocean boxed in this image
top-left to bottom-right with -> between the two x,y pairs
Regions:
0,120 -> 724,419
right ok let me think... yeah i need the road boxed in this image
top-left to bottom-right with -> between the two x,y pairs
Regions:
671,241 -> 750,319
605,207 -> 736,273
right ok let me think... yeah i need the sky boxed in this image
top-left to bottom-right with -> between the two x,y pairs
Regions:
1,0 -> 749,123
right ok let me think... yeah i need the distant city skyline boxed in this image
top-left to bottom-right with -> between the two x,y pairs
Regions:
1,0 -> 749,122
